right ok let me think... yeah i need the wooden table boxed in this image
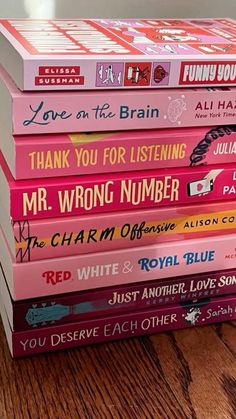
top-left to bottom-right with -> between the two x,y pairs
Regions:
0,320 -> 235,419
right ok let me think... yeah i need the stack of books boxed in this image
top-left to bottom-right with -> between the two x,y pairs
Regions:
0,18 -> 236,357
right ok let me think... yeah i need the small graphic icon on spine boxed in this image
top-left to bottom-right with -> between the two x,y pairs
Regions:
96,62 -> 124,87
124,62 -> 152,86
164,95 -> 187,124
184,307 -> 201,325
152,62 -> 170,86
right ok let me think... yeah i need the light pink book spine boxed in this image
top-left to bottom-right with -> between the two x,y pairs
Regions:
3,62 -> 236,135
1,59 -> 236,135
11,201 -> 236,263
2,228 -> 236,300
14,125 -> 236,180
12,87 -> 236,135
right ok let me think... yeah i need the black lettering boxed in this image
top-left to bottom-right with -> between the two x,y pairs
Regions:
100,227 -> 115,241
87,229 -> 98,243
74,230 -> 85,244
51,233 -> 60,247
189,125 -> 236,166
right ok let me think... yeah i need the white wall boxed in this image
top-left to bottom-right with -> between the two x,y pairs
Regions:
56,0 -> 236,19
0,0 -> 235,19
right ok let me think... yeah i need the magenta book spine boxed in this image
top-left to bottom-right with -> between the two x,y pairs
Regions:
9,295 -> 236,357
12,269 -> 236,331
6,162 -> 236,221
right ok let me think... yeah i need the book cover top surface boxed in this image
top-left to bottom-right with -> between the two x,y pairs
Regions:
1,18 -> 236,90
1,18 -> 236,59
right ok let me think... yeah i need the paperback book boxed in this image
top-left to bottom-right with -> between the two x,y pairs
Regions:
0,18 -> 236,91
1,64 -> 236,136
2,201 -> 236,263
1,262 -> 235,331
1,290 -> 236,357
3,125 -> 236,180
1,151 -> 236,221
2,225 -> 236,300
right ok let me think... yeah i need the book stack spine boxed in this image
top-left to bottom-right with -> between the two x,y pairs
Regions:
0,17 -> 236,357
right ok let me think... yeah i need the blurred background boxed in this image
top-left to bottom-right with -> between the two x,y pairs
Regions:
0,0 -> 236,19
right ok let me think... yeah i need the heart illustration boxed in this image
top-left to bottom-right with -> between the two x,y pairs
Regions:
197,183 -> 203,191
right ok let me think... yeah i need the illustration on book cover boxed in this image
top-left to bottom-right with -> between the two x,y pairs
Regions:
1,18 -> 236,89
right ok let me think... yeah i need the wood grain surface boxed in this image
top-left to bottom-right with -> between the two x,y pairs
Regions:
0,320 -> 235,419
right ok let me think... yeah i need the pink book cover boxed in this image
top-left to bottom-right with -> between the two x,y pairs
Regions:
1,150 -> 236,221
2,262 -> 235,331
5,125 -> 236,180
2,223 -> 236,301
1,64 -> 236,135
1,293 -> 236,357
0,19 -> 236,91
4,201 -> 236,263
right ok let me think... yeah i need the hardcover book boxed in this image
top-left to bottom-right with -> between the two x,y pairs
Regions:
0,18 -> 236,91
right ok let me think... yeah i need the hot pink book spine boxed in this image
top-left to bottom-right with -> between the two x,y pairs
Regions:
2,63 -> 236,134
10,269 -> 236,331
11,201 -> 236,263
3,153 -> 236,220
14,125 -> 236,180
2,228 -> 236,300
6,295 -> 236,357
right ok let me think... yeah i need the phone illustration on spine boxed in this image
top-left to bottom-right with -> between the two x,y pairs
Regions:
187,178 -> 214,197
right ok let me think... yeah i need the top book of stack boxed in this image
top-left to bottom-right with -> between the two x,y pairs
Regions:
0,18 -> 236,91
